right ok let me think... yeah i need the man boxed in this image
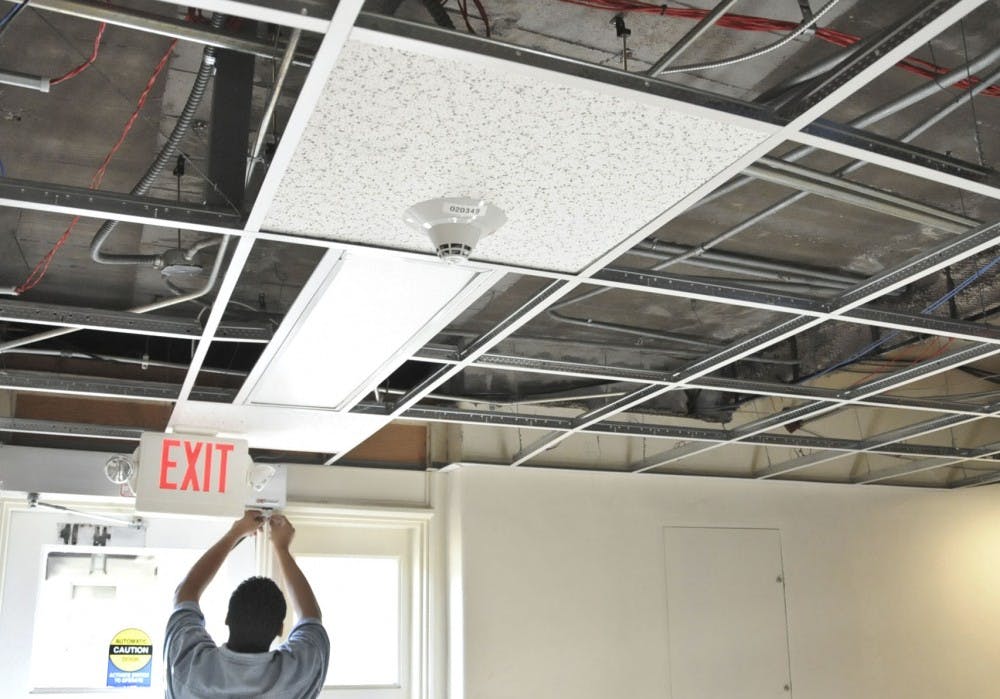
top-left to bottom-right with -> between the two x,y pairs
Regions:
165,511 -> 330,698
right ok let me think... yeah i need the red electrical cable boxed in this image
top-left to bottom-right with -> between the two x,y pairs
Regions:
16,39 -> 179,295
552,0 -> 1000,96
50,21 -> 107,86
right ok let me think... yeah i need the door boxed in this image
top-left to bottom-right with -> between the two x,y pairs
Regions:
664,527 -> 793,699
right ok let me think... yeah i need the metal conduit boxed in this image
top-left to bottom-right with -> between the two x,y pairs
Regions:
246,26 -> 303,185
632,240 -> 866,286
745,159 -> 978,234
755,26 -> 898,106
652,58 -> 1000,275
0,235 -> 233,353
647,0 -> 742,76
703,44 -> 1000,206
90,13 -> 225,267
625,250 -> 851,293
551,53 -> 1000,348
547,310 -> 801,366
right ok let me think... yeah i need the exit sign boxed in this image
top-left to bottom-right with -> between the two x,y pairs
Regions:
135,432 -> 251,517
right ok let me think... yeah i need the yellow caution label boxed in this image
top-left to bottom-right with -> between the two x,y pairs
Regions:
108,628 -> 152,673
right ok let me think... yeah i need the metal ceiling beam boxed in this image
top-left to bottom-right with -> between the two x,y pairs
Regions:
646,0 -> 742,76
746,157 -> 978,233
635,342 -> 1000,472
591,268 -> 1000,346
512,216 -> 1000,467
0,177 -> 242,234
0,369 -> 237,402
412,347 -> 995,418
754,408 -> 995,479
778,0 -> 987,117
0,416 -> 142,441
857,440 -> 1000,484
1,0 -> 310,62
798,120 -> 995,183
365,403 -> 1000,466
950,467 -> 1000,487
791,129 -> 1000,202
0,299 -> 271,343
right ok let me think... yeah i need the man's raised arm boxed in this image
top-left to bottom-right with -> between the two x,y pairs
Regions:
269,515 -> 321,621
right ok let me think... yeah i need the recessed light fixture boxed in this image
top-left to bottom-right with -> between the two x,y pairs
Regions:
403,197 -> 507,262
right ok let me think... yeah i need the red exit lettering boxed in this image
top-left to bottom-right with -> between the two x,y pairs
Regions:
159,438 -> 235,493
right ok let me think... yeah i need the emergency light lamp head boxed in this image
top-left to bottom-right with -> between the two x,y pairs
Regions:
403,197 -> 507,263
105,455 -> 135,484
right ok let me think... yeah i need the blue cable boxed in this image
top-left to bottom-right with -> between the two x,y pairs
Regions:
0,1 -> 25,31
0,157 -> 5,177
0,0 -> 28,27
804,253 -> 1000,381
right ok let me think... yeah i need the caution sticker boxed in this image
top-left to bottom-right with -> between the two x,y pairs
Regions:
107,628 -> 152,687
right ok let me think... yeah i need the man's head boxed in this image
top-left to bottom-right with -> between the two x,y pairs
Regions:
225,576 -> 286,652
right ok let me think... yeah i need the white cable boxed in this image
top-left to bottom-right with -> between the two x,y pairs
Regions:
655,0 -> 844,75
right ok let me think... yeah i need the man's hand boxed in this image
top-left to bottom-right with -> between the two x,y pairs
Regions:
269,514 -> 295,551
231,510 -> 266,539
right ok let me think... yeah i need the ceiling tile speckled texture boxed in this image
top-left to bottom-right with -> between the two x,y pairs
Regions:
263,35 -> 770,272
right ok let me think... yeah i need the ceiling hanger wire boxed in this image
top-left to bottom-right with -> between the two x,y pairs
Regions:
958,20 -> 987,167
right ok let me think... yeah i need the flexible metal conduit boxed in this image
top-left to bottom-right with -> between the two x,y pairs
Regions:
90,13 -> 226,267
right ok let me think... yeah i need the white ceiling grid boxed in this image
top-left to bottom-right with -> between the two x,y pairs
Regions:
2,0 -> 999,487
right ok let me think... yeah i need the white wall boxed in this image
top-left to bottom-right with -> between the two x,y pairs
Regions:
446,465 -> 1000,699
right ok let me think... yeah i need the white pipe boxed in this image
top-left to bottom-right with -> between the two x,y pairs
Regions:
0,286 -> 20,296
0,70 -> 50,93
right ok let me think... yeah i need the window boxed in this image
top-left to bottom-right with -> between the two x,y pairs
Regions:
270,506 -> 429,699
297,555 -> 401,686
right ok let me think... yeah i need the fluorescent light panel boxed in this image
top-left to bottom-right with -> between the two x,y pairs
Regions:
247,252 -> 480,410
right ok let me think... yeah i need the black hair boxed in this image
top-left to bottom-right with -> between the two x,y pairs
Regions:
226,576 -> 286,651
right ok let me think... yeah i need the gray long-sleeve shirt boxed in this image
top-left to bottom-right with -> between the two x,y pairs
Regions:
165,601 -> 330,699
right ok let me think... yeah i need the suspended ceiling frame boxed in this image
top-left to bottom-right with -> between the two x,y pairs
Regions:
1,0 -> 999,487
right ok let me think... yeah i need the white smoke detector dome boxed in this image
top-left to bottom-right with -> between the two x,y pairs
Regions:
403,197 -> 507,262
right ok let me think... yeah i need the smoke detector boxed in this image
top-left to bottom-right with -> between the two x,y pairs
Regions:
403,197 -> 507,262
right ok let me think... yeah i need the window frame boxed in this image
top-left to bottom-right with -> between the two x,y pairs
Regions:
263,504 -> 432,699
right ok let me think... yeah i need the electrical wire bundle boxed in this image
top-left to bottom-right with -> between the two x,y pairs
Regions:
15,39 -> 178,293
